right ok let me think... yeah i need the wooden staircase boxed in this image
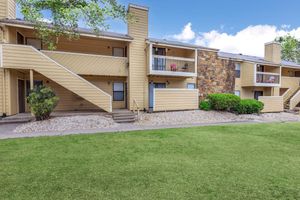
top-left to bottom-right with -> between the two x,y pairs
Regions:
284,87 -> 300,110
1,44 -> 112,112
112,110 -> 137,123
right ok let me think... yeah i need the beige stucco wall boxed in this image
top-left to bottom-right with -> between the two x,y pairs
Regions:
127,5 -> 148,110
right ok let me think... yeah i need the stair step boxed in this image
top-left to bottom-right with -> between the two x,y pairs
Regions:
113,116 -> 136,120
114,118 -> 136,123
112,110 -> 137,123
0,118 -> 32,124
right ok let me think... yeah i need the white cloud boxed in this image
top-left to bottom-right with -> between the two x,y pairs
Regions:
172,22 -> 195,42
195,25 -> 300,57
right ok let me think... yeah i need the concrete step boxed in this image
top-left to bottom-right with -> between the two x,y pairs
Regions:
113,115 -> 136,119
0,118 -> 32,124
113,118 -> 136,123
112,111 -> 137,123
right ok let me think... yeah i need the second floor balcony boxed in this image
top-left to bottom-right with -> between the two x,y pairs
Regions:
240,63 -> 281,87
147,39 -> 197,77
151,55 -> 196,76
256,72 -> 280,85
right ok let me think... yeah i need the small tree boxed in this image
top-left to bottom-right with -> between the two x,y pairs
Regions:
275,35 -> 300,64
27,85 -> 59,121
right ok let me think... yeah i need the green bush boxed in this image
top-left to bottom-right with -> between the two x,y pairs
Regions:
233,99 -> 264,114
207,93 -> 241,111
27,85 -> 59,121
199,100 -> 212,111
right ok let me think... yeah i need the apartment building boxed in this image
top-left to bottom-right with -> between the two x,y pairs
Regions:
0,1 -> 300,116
0,1 -> 202,116
218,42 -> 300,112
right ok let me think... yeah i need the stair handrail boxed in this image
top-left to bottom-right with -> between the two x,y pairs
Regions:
132,99 -> 140,121
290,89 -> 300,110
1,44 -> 113,112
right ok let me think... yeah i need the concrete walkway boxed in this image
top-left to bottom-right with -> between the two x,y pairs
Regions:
0,119 -> 297,140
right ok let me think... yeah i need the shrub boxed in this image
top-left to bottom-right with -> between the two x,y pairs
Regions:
233,99 -> 264,114
207,93 -> 240,111
27,85 -> 59,121
199,100 -> 212,111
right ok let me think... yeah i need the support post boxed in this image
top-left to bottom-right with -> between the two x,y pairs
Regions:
29,69 -> 34,90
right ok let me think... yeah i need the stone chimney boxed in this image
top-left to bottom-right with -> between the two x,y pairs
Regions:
264,41 -> 282,64
0,0 -> 16,19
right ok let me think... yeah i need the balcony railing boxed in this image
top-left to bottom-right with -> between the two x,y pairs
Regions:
256,72 -> 280,84
150,55 -> 196,76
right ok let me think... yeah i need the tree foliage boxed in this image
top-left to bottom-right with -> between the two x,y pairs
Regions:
275,35 -> 300,64
17,0 -> 130,49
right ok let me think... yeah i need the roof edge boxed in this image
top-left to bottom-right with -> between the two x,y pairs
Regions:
128,4 -> 149,11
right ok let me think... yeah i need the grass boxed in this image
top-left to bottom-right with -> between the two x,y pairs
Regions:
0,123 -> 299,200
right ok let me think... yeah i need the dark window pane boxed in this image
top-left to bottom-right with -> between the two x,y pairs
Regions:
113,91 -> 124,101
235,70 -> 240,78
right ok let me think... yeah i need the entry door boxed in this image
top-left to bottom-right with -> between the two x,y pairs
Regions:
149,82 -> 166,111
254,91 -> 263,100
18,80 -> 25,113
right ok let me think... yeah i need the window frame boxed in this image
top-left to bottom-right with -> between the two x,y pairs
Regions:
112,47 -> 125,57
235,63 -> 241,78
113,82 -> 125,101
234,90 -> 241,97
187,83 -> 196,89
26,37 -> 42,50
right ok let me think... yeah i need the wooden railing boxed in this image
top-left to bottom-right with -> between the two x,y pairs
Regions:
1,44 -> 112,112
290,90 -> 300,110
42,50 -> 128,76
132,99 -> 140,121
258,96 -> 283,113
153,89 -> 199,112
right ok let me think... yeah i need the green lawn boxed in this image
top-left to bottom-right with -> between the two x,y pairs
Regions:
0,123 -> 299,200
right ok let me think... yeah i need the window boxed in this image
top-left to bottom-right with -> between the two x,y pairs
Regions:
26,80 -> 43,96
187,83 -> 196,89
26,38 -> 42,50
113,47 -> 124,57
257,65 -> 265,72
17,32 -> 24,45
152,47 -> 166,71
235,63 -> 241,78
234,90 -> 241,97
254,91 -> 263,100
113,82 -> 124,101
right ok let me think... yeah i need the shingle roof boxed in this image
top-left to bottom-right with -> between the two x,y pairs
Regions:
0,18 -> 133,41
218,51 -> 300,68
147,38 -> 219,51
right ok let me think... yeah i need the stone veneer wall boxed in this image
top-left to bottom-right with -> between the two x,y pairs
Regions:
197,50 -> 236,99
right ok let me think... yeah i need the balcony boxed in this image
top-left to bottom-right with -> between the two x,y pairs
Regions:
147,41 -> 197,77
150,55 -> 196,77
256,72 -> 280,85
241,64 -> 282,87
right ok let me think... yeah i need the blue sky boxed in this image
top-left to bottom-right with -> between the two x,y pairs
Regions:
16,0 -> 300,56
